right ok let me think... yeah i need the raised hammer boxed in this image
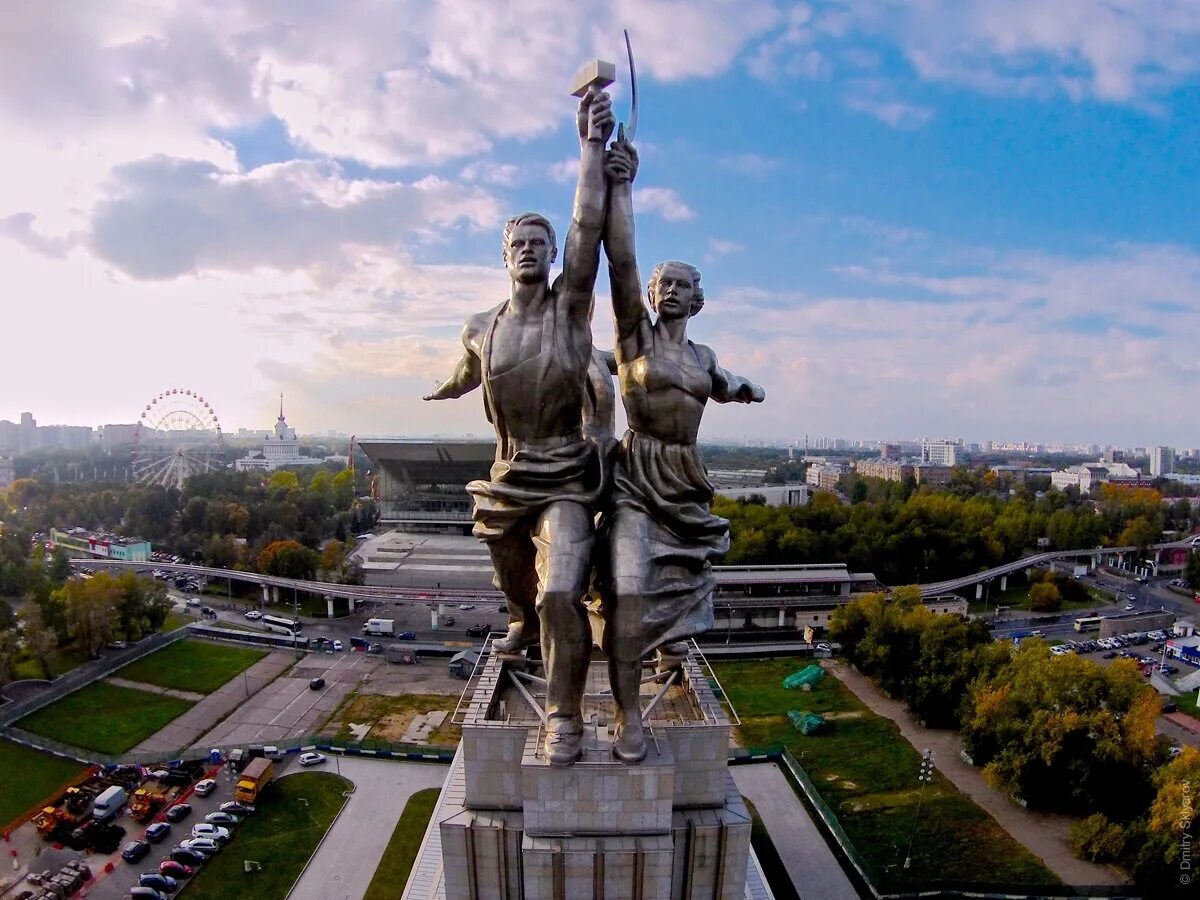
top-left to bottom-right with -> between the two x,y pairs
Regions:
569,59 -> 616,142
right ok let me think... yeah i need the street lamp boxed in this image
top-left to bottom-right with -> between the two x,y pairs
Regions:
903,749 -> 935,870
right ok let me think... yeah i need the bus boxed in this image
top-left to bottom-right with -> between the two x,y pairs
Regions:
261,615 -> 302,636
1073,616 -> 1103,633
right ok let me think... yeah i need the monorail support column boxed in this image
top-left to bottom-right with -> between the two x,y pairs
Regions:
347,596 -> 355,613
262,584 -> 270,605
1000,575 -> 1007,591
778,607 -> 786,627
326,595 -> 335,618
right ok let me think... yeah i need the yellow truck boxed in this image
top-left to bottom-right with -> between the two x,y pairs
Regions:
234,757 -> 274,805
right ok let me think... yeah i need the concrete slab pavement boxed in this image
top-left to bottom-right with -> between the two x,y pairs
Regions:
733,762 -> 860,900
130,651 -> 297,755
286,756 -> 449,900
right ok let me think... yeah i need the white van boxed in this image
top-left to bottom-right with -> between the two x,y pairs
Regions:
92,785 -> 127,821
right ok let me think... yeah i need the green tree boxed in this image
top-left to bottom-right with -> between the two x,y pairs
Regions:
17,602 -> 58,679
1069,813 -> 1127,863
203,535 -> 240,569
0,628 -> 17,685
1186,550 -> 1200,591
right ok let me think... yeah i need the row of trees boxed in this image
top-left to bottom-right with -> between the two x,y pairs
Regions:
0,466 -> 375,579
715,482 -> 1192,585
829,589 -> 1197,892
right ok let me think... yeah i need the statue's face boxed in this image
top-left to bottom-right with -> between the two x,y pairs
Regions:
504,224 -> 555,284
653,264 -> 694,320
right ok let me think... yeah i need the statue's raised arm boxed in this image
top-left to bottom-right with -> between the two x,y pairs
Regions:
602,135 -> 650,363
560,86 -> 615,320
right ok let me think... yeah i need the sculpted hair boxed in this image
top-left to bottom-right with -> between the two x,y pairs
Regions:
647,261 -> 705,317
502,213 -> 557,259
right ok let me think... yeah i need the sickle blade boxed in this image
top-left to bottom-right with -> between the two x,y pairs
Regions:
624,29 -> 638,141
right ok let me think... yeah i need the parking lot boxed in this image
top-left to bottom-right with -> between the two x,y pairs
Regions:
194,652 -> 367,747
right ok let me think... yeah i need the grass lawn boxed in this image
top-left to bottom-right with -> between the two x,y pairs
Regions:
162,610 -> 196,631
18,681 -> 193,755
325,692 -> 460,747
715,657 -> 1059,892
0,740 -> 86,828
116,639 -> 265,694
364,788 -> 439,900
184,771 -> 352,900
1175,690 -> 1200,719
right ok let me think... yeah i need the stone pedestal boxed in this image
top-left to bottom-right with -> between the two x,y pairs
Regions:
406,647 -> 757,900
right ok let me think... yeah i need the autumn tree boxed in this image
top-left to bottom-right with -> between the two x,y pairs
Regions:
320,539 -> 347,574
257,540 -> 319,580
58,575 -> 120,658
1028,581 -> 1062,612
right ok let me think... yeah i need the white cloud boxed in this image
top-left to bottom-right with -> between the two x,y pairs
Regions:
832,0 -> 1200,105
89,158 -> 502,280
842,80 -> 934,127
634,187 -> 696,222
706,238 -> 745,261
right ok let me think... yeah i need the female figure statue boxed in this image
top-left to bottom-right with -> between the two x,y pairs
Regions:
600,137 -> 765,763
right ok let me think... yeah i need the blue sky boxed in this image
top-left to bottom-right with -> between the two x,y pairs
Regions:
0,1 -> 1197,448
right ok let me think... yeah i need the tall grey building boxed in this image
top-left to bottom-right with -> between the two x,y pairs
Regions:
1150,446 -> 1174,477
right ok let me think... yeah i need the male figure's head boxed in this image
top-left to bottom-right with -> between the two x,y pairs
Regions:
502,213 -> 558,284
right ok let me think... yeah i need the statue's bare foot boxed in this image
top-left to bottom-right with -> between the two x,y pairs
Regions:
492,625 -> 539,654
545,722 -> 583,766
612,720 -> 647,764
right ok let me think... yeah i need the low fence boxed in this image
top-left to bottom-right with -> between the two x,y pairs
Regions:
0,627 -> 189,728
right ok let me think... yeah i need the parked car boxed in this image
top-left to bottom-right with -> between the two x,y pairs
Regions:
107,640 -> 129,650
137,872 -> 178,893
205,812 -> 240,827
122,840 -> 151,863
193,779 -> 216,797
465,624 -> 491,638
458,603 -> 476,610
186,598 -> 201,608
144,822 -> 171,844
181,837 -> 220,855
244,610 -> 263,620
298,752 -> 327,767
396,631 -> 417,641
159,861 -> 193,879
191,824 -> 230,842
219,801 -> 254,816
309,677 -> 326,690
168,848 -> 205,867
165,803 -> 192,822
129,887 -> 168,900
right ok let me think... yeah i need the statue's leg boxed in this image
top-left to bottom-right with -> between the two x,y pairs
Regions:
532,500 -> 593,766
606,505 -> 651,764
486,524 -> 540,653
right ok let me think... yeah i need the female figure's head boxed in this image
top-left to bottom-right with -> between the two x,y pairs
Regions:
646,261 -> 704,320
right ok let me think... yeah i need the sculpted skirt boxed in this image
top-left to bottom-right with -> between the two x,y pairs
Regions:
600,430 -> 730,659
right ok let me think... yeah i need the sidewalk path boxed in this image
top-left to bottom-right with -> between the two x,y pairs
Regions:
130,651 -> 296,755
733,762 -> 860,900
287,757 -> 448,900
107,676 -> 205,703
827,661 -> 1127,888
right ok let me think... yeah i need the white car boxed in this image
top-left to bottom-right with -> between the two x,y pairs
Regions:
458,604 -> 475,610
298,752 -> 327,767
190,824 -> 230,842
180,837 -> 220,855
193,778 -> 216,797
1124,603 -> 1136,611
244,610 -> 263,620
332,640 -> 343,652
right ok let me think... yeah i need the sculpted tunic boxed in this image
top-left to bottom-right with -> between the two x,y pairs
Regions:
466,283 -> 605,542
604,339 -> 730,657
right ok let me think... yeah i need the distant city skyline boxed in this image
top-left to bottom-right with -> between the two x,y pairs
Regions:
2,403 -> 1195,458
1,4 -> 1197,446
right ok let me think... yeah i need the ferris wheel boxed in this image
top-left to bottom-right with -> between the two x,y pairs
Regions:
132,389 -> 225,489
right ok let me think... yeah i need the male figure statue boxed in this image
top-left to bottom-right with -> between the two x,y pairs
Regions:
424,91 -> 615,766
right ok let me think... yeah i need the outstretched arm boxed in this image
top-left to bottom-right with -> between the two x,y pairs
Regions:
698,344 -> 766,404
561,92 -> 614,314
603,136 -> 649,360
423,323 -> 482,401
